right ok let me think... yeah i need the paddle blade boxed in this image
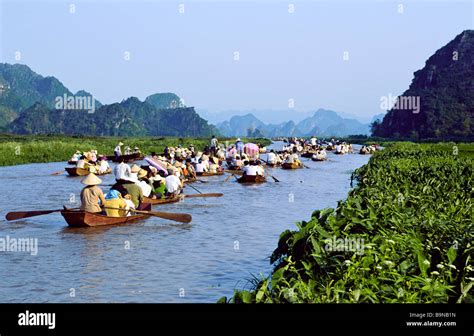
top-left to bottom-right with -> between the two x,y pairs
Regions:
185,193 -> 223,198
136,210 -> 192,223
6,209 -> 61,221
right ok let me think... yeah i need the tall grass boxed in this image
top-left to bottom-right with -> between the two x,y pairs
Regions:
0,134 -> 271,166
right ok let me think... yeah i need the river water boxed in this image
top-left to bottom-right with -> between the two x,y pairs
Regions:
0,142 -> 370,303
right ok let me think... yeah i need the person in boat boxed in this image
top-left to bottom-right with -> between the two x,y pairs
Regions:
335,143 -> 343,154
130,164 -> 141,180
123,194 -> 136,216
195,159 -> 207,175
135,169 -> 155,199
69,150 -> 82,163
98,155 -> 110,174
209,157 -> 220,174
80,173 -> 106,214
114,142 -> 123,159
201,154 -> 210,172
76,155 -> 86,169
185,159 -> 197,179
133,146 -> 141,155
103,189 -> 128,217
235,138 -> 244,157
267,149 -> 277,165
165,168 -> 183,197
114,157 -> 132,183
216,146 -> 226,161
231,155 -> 243,169
285,148 -> 301,166
83,152 -> 97,173
121,179 -> 143,208
243,160 -> 264,176
210,135 -> 218,156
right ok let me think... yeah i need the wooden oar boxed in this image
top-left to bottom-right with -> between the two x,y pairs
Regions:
186,183 -> 202,194
6,208 -> 79,221
224,174 -> 235,182
103,207 -> 192,223
185,193 -> 223,198
266,172 -> 280,183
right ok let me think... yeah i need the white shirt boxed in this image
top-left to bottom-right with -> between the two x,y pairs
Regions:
310,138 -> 317,146
114,145 -> 122,155
336,145 -> 342,152
136,181 -> 152,197
76,159 -> 85,169
210,138 -> 218,147
165,175 -> 181,193
195,163 -> 205,173
243,165 -> 259,176
114,162 -> 131,180
267,152 -> 276,163
99,160 -> 110,172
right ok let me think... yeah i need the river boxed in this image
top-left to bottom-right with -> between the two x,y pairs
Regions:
0,142 -> 370,302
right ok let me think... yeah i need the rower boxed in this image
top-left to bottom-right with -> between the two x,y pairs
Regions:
114,142 -> 123,159
80,173 -> 106,214
210,135 -> 219,156
243,160 -> 263,176
235,138 -> 244,157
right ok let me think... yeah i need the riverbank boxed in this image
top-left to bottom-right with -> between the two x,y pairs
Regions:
0,134 -> 271,166
223,142 -> 473,303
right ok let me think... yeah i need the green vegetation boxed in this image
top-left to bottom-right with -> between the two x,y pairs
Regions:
372,30 -> 473,140
223,142 -> 473,303
0,134 -> 270,166
0,63 -> 218,137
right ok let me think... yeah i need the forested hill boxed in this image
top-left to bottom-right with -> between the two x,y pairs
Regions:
372,30 -> 474,140
9,98 -> 218,137
0,63 -> 218,136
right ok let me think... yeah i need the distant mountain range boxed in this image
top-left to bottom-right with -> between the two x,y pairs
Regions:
216,109 -> 371,137
0,63 -> 217,136
373,30 -> 473,139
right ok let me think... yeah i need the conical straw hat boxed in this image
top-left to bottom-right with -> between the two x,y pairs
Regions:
81,173 -> 102,186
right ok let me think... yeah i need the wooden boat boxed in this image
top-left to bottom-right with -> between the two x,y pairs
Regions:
265,162 -> 281,168
110,153 -> 144,163
301,152 -> 316,158
281,162 -> 303,170
65,167 -> 112,176
67,160 -> 78,165
195,171 -> 224,177
143,196 -> 181,205
61,203 -> 152,227
311,156 -> 327,162
237,174 -> 266,183
335,151 -> 345,155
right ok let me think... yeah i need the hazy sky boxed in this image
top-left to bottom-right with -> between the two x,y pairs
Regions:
1,0 -> 472,121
